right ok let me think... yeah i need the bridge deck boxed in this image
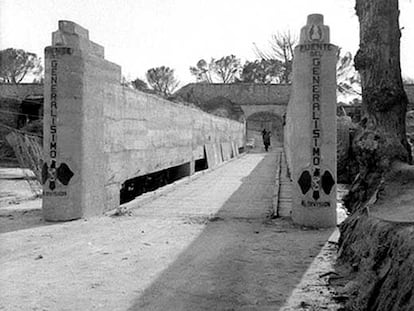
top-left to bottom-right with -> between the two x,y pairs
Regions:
0,150 -> 340,311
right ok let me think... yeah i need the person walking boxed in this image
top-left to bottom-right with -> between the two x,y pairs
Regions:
262,129 -> 271,152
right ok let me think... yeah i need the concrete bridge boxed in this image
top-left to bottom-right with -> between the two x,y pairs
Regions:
3,14 -> 414,311
41,21 -> 246,221
41,15 -> 343,228
41,19 -> 315,226
1,16 -> 350,310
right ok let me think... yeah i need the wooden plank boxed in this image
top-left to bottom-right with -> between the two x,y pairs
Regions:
221,142 -> 232,162
205,143 -> 218,169
215,143 -> 223,164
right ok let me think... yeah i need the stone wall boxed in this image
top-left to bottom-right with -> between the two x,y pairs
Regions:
176,83 -> 290,105
175,83 -> 290,119
42,21 -> 245,221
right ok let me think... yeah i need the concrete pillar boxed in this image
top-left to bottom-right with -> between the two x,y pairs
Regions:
286,14 -> 338,227
42,21 -> 121,221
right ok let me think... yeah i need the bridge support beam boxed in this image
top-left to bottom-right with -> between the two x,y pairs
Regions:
285,14 -> 337,228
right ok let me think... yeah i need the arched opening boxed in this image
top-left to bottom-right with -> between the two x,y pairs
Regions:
246,111 -> 284,148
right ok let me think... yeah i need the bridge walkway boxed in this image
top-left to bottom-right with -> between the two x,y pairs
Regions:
0,148 -> 339,311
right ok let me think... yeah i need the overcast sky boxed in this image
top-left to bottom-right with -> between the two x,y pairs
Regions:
1,0 -> 413,86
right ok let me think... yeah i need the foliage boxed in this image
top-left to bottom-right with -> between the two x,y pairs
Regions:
131,78 -> 149,91
240,59 -> 283,83
0,48 -> 43,83
253,31 -> 363,98
336,50 -> 361,102
253,31 -> 297,83
146,66 -> 179,96
211,55 -> 241,83
190,55 -> 242,83
403,76 -> 414,84
190,59 -> 213,83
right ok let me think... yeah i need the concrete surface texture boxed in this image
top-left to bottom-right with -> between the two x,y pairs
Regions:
0,83 -> 43,101
0,149 -> 343,311
285,14 -> 338,228
42,21 -> 245,221
176,82 -> 291,105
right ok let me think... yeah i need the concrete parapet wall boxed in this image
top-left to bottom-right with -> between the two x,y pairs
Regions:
42,21 -> 245,221
176,83 -> 291,106
0,83 -> 43,101
104,88 -> 245,206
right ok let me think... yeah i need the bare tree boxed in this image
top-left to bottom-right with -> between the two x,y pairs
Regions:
253,31 -> 297,83
0,48 -> 43,83
146,66 -> 179,96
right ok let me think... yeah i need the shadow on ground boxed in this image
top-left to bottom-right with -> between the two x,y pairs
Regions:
0,200 -> 58,234
128,151 -> 335,311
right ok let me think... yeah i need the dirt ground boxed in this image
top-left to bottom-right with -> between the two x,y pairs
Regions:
332,162 -> 414,310
0,154 -> 346,311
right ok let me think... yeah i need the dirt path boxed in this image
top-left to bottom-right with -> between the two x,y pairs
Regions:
0,151 -> 342,310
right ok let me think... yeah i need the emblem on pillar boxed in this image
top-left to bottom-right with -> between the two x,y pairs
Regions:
42,161 -> 74,190
308,24 -> 324,42
298,168 -> 335,200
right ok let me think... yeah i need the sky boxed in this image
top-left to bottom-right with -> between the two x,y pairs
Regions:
1,0 -> 413,87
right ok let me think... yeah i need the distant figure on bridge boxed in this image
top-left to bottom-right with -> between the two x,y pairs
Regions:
262,129 -> 271,152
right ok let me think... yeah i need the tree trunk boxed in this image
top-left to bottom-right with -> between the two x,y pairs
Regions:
345,0 -> 412,211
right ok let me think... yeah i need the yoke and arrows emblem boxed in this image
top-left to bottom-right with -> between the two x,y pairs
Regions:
308,24 -> 323,42
298,169 -> 335,201
41,160 -> 74,190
